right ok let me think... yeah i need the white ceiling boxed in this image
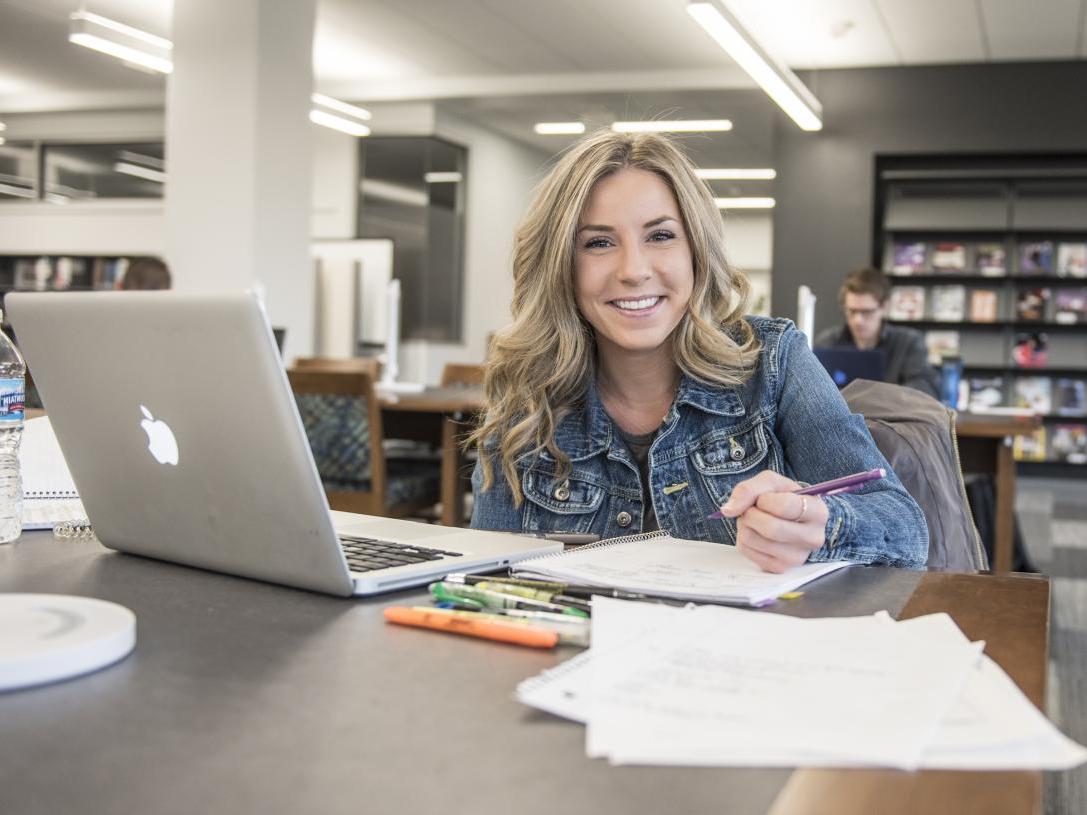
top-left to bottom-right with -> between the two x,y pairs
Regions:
2,0 -> 1084,108
0,0 -> 1083,173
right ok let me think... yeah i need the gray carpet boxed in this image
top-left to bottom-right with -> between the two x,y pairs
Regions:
1016,476 -> 1087,815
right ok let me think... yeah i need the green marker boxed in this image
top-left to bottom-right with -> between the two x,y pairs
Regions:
431,582 -> 589,618
428,582 -> 486,610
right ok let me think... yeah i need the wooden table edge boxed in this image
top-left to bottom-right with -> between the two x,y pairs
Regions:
768,571 -> 1050,815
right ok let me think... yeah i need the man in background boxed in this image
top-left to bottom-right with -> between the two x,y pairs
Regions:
118,256 -> 171,290
815,267 -> 939,397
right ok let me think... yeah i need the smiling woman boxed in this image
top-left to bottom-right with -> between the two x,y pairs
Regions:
468,130 -> 929,572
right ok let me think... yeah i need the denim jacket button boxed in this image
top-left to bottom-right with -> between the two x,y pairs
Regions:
553,484 -> 571,501
616,511 -> 633,528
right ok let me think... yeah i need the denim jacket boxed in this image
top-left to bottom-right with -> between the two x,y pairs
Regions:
472,317 -> 929,568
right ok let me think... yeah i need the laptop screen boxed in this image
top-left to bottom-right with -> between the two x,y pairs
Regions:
813,347 -> 887,388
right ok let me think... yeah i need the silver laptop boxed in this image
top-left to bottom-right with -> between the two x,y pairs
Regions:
6,291 -> 559,596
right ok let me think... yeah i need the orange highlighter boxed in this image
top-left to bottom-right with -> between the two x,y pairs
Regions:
383,606 -> 558,649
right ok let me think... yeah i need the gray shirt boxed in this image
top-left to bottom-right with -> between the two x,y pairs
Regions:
616,425 -> 659,532
814,322 -> 940,398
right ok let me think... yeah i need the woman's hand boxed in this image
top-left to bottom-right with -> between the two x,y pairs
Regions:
717,470 -> 829,573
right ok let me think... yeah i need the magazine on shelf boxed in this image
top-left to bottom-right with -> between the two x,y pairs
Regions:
975,243 -> 1007,277
1015,287 -> 1050,321
1055,378 -> 1087,417
1019,241 -> 1055,276
888,286 -> 926,320
968,377 -> 1005,411
931,285 -> 966,321
1057,242 -> 1087,278
924,330 -> 961,366
1053,288 -> 1087,324
890,241 -> 927,275
1013,331 -> 1049,368
931,242 -> 967,273
1050,424 -> 1087,464
1013,376 -> 1053,415
969,289 -> 999,322
1013,426 -> 1048,462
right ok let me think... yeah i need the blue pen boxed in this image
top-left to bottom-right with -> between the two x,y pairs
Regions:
707,467 -> 886,520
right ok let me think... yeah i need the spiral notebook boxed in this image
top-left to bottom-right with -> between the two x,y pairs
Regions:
20,416 -> 86,530
511,530 -> 853,607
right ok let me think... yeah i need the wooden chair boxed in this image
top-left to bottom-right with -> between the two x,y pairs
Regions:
439,362 -> 486,524
440,362 -> 485,388
286,368 -> 440,518
292,356 -> 381,377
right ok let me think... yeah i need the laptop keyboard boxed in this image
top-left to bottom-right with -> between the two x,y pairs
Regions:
338,534 -> 463,573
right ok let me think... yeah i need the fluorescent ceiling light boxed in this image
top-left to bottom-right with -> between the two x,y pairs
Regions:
534,122 -> 585,135
687,1 -> 822,132
309,109 -> 371,137
0,138 -> 5,147
68,11 -> 173,74
67,13 -> 375,137
311,93 -> 371,121
423,172 -> 462,183
0,183 -> 34,198
0,122 -> 6,131
71,11 -> 171,49
117,150 -> 165,170
361,178 -> 428,208
114,161 -> 167,184
715,197 -> 775,209
697,168 -> 776,180
310,94 -> 371,136
611,119 -> 732,133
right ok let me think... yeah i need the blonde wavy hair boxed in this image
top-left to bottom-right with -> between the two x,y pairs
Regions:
471,129 -> 761,504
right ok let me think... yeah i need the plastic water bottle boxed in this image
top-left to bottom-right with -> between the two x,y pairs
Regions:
939,355 -> 964,411
0,311 -> 26,543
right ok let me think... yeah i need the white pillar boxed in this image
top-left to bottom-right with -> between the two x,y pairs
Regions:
165,0 -> 316,357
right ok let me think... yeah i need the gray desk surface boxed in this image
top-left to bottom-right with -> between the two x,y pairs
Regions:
0,533 -> 985,815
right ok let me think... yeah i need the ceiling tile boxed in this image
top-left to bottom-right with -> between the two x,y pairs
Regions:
875,0 -> 987,64
729,0 -> 901,69
980,0 -> 1083,60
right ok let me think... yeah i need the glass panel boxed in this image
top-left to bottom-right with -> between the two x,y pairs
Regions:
0,141 -> 38,201
357,137 -> 466,342
42,142 -> 165,201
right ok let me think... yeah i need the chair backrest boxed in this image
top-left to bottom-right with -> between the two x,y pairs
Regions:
440,362 -> 485,388
286,368 -> 385,502
292,356 -> 381,378
841,378 -> 988,571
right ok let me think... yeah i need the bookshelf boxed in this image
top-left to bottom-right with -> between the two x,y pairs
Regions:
0,254 -> 131,295
874,157 -> 1087,469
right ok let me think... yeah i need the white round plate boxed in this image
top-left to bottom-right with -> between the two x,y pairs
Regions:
0,594 -> 137,692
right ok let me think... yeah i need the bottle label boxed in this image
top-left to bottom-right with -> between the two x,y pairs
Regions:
0,378 -> 25,423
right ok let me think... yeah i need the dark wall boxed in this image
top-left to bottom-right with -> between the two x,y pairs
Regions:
771,62 -> 1087,333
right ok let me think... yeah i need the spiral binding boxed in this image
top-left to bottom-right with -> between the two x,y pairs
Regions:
53,518 -> 95,540
26,490 -> 80,498
516,646 -> 594,696
517,529 -> 669,564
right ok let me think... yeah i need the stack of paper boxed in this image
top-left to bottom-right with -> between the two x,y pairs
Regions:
516,598 -> 1087,770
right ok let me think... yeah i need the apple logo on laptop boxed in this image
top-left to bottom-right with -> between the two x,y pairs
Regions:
140,405 -> 179,466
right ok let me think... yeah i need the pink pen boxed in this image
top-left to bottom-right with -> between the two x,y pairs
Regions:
706,468 -> 886,520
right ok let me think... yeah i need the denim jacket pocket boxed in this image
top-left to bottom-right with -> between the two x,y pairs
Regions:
521,467 -> 605,533
690,422 -> 770,478
690,421 -> 773,544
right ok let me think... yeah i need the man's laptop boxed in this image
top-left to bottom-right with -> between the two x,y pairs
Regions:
813,347 -> 887,388
6,292 -> 560,597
